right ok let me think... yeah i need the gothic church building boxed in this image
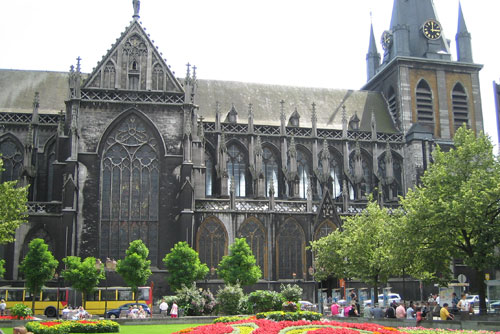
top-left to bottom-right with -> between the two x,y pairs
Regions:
0,0 -> 483,298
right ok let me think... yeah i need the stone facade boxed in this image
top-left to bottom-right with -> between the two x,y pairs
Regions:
0,0 -> 486,300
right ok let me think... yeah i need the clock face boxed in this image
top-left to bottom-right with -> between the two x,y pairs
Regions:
381,30 -> 393,50
422,19 -> 442,40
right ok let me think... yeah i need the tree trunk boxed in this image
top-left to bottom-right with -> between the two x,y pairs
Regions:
83,292 -> 87,311
373,274 -> 379,306
475,268 -> 487,315
32,298 -> 35,316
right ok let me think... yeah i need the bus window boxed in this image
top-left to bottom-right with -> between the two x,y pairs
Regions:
7,290 -> 23,301
118,290 -> 132,301
59,290 -> 67,301
137,288 -> 149,301
102,290 -> 116,301
42,290 -> 58,301
87,291 -> 100,301
0,290 -> 6,300
24,291 -> 40,301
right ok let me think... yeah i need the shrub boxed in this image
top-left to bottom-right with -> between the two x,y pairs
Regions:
10,303 -> 33,319
26,320 -> 119,334
247,290 -> 284,313
238,294 -> 252,314
216,284 -> 244,315
201,288 -> 217,315
280,283 -> 303,302
175,283 -> 205,316
282,301 -> 298,312
213,315 -> 249,323
256,310 -> 322,321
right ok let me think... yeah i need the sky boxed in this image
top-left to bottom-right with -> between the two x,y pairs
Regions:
1,0 -> 499,147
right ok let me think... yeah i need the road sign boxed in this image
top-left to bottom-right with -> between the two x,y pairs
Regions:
457,274 -> 467,283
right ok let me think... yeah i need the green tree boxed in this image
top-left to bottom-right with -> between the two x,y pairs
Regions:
401,126 -> 500,314
311,198 -> 400,299
0,259 -> 5,279
163,241 -> 208,292
0,158 -> 28,244
217,238 -> 261,286
19,238 -> 58,313
61,256 -> 104,309
116,240 -> 152,303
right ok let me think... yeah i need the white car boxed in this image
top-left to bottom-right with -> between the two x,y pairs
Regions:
465,295 -> 488,306
363,293 -> 401,306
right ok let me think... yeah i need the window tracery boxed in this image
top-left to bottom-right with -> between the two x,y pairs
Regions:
277,220 -> 304,279
197,218 -> 227,270
152,64 -> 164,91
238,218 -> 266,276
297,150 -> 310,199
227,144 -> 246,197
262,147 -> 278,197
100,115 -> 159,263
103,62 -> 116,89
0,136 -> 23,182
314,220 -> 336,240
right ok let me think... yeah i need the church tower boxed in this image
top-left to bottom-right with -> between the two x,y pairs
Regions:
363,0 -> 483,187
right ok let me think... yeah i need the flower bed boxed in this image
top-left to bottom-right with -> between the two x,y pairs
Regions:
174,320 -> 500,334
0,315 -> 35,320
25,319 -> 119,334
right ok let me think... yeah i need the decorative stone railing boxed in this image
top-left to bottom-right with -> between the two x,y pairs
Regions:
81,89 -> 184,105
26,202 -> 62,214
0,113 -> 63,125
195,198 -> 318,214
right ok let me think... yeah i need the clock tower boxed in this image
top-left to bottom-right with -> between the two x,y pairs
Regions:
364,0 -> 483,187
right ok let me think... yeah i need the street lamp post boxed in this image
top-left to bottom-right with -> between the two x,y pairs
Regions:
54,273 -> 61,319
104,259 -> 117,316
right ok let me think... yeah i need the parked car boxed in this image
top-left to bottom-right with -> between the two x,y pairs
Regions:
105,303 -> 151,319
363,293 -> 401,306
465,295 -> 488,307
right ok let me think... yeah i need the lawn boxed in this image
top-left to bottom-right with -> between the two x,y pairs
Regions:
0,323 -> 205,334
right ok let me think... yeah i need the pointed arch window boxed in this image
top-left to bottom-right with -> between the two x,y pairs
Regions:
416,80 -> 434,124
314,220 -> 337,240
100,115 -> 159,264
262,147 -> 278,197
277,220 -> 304,279
297,150 -> 310,199
238,218 -> 267,277
103,62 -> 116,89
205,150 -> 214,197
152,64 -> 164,91
197,218 -> 227,271
0,136 -> 23,182
227,144 -> 246,197
452,83 -> 469,130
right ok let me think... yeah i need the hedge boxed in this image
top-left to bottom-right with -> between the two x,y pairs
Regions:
25,319 -> 119,334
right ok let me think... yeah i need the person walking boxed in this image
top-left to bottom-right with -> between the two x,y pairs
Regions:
159,300 -> 169,317
170,302 -> 178,318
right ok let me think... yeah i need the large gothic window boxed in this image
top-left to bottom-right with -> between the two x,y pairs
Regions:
227,144 -> 246,197
100,115 -> 160,264
452,83 -> 469,131
277,220 -> 305,279
205,150 -> 214,197
416,80 -> 434,127
0,136 -> 23,182
297,150 -> 310,199
197,217 -> 227,272
238,218 -> 267,277
263,147 -> 278,197
314,220 -> 337,241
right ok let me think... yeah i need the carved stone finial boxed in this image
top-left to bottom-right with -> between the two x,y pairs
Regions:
311,102 -> 317,123
341,105 -> 347,122
33,92 -> 40,108
248,103 -> 253,118
255,136 -> 263,156
132,0 -> 141,19
280,100 -> 286,121
192,65 -> 197,81
185,63 -> 191,80
197,116 -> 205,139
76,57 -> 82,73
58,110 -> 65,136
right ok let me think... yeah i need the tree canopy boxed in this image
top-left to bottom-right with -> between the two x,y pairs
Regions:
116,240 -> 152,302
163,241 -> 208,292
310,198 -> 400,298
0,158 -> 28,244
19,238 -> 58,312
61,256 -> 104,309
401,126 -> 500,314
217,238 -> 261,286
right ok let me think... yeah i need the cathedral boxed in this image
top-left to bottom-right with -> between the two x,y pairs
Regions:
0,0 -> 484,299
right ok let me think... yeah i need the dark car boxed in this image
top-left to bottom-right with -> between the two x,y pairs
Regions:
105,303 -> 151,319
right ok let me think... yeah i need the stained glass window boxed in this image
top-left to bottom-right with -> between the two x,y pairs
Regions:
100,115 -> 159,264
277,220 -> 304,279
238,218 -> 266,277
227,144 -> 246,197
262,147 -> 278,197
297,150 -> 310,199
0,136 -> 23,182
197,218 -> 227,272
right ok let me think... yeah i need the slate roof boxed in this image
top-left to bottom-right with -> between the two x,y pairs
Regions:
0,69 -> 397,133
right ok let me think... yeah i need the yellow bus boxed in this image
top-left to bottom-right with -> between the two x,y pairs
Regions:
0,285 -> 153,317
0,286 -> 69,317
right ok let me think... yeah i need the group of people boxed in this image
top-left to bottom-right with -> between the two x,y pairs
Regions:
158,300 -> 178,318
62,306 -> 90,320
126,305 -> 149,319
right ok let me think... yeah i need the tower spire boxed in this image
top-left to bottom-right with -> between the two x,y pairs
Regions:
132,0 -> 141,20
366,22 -> 380,81
456,1 -> 473,63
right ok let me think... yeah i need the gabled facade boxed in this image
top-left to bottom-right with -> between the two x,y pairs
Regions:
0,0 -> 487,300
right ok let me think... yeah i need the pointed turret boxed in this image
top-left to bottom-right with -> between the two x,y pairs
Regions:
366,23 -> 380,80
456,2 -> 473,63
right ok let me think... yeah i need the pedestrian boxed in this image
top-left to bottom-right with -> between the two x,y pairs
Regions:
440,303 -> 454,320
363,303 -> 372,318
170,302 -> 178,318
396,302 -> 406,319
385,303 -> 396,318
348,303 -> 358,317
406,302 -> 415,319
371,304 -> 384,319
457,294 -> 472,320
416,306 -> 423,326
330,301 -> 339,316
159,299 -> 169,317
0,299 -> 6,316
